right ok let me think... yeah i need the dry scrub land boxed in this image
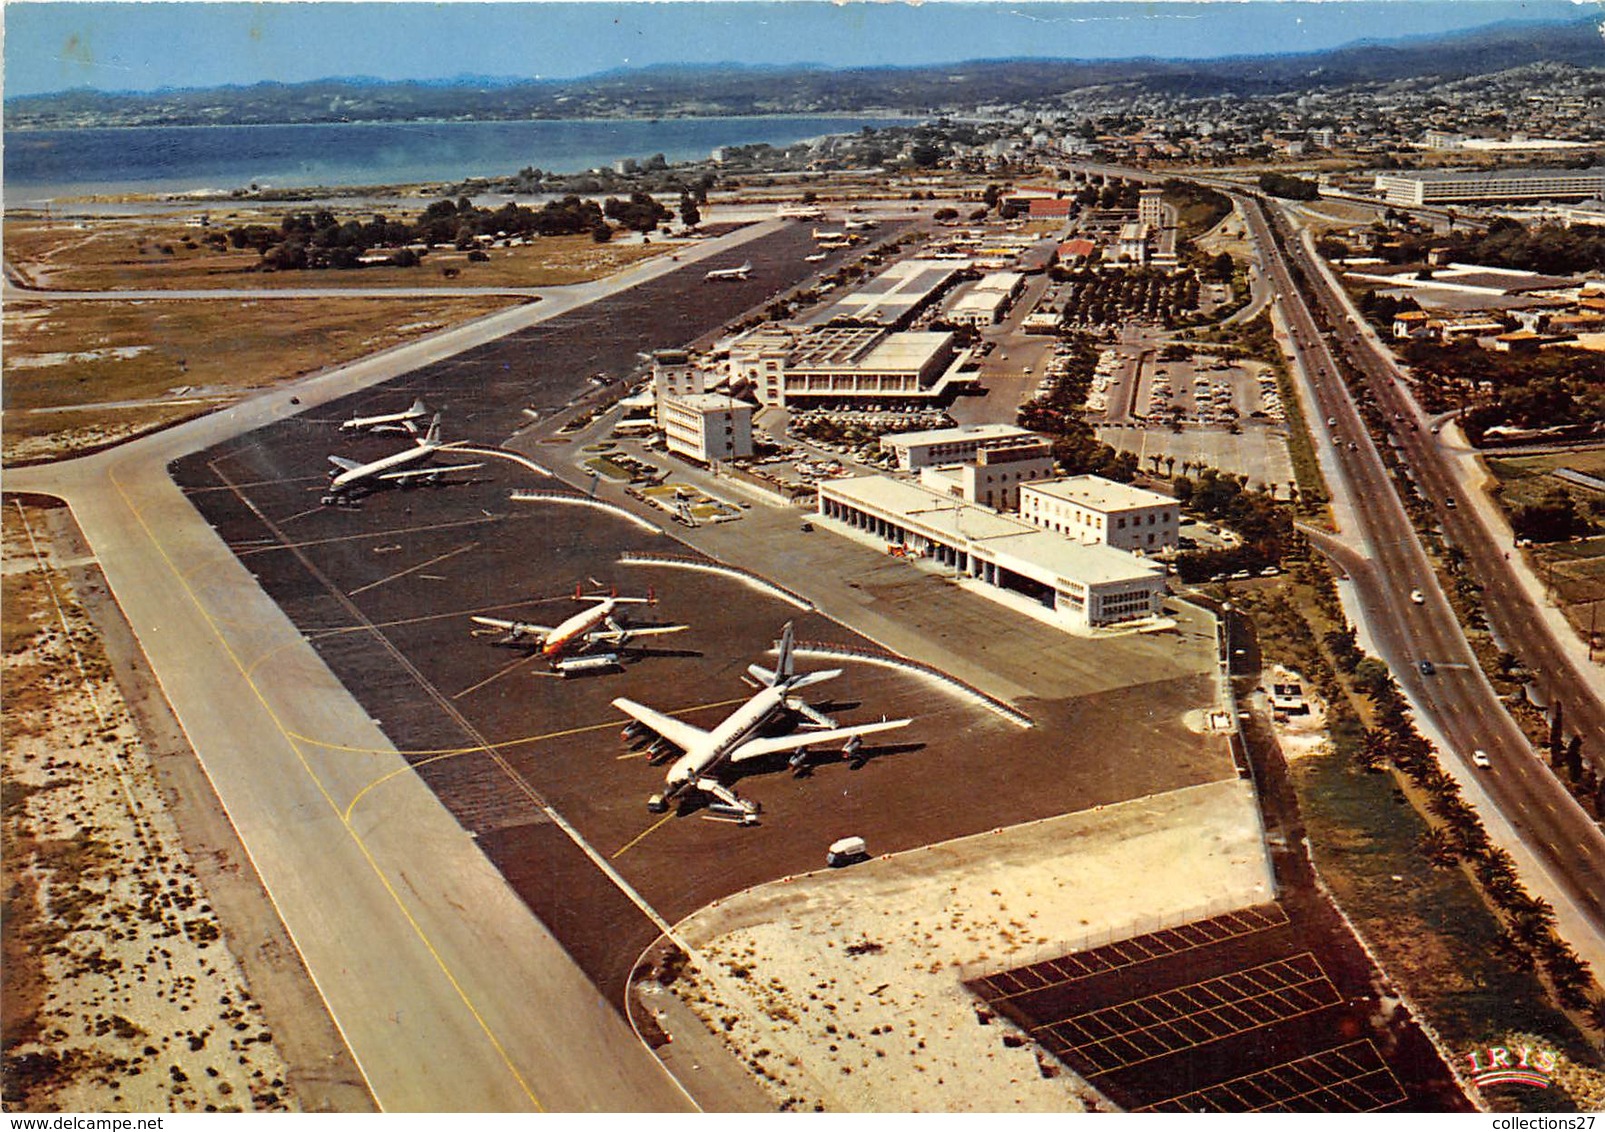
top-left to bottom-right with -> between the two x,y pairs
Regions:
4,215 -> 667,290
2,212 -> 674,464
1,500 -> 295,1111
2,296 -> 514,464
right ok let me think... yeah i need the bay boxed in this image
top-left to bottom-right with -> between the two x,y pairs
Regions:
2,116 -> 908,201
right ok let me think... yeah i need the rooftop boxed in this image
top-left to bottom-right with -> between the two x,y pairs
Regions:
1024,475 -> 1176,513
881,423 -> 1037,450
823,475 -> 1162,586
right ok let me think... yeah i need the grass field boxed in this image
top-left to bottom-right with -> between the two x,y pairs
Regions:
2,296 -> 517,464
4,217 -> 670,291
1484,446 -> 1605,650
1289,749 -> 1595,1069
1230,567 -> 1595,1084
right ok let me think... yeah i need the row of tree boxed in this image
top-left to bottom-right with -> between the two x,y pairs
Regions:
222,192 -> 685,270
1016,332 -> 1139,483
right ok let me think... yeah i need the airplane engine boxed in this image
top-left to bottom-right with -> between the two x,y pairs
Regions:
842,735 -> 863,758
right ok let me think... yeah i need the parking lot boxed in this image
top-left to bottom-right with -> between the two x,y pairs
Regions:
171,226 -> 1239,1003
969,897 -> 1469,1111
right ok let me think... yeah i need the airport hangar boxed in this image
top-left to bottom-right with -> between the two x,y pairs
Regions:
170,219 -> 1234,1007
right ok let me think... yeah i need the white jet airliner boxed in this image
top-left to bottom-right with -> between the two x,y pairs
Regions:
613,623 -> 911,822
338,397 -> 429,433
704,261 -> 752,281
321,415 -> 483,504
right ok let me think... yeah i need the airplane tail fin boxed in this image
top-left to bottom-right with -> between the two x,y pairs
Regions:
774,621 -> 796,681
747,622 -> 798,687
410,397 -> 428,416
422,413 -> 442,447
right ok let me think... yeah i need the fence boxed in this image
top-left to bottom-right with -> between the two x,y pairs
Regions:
508,489 -> 661,534
617,551 -> 814,611
792,639 -> 1033,729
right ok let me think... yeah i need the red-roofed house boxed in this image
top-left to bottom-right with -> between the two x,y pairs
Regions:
1057,238 -> 1097,265
1027,198 -> 1073,220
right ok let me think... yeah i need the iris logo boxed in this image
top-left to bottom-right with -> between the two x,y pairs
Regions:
1466,1044 -> 1558,1089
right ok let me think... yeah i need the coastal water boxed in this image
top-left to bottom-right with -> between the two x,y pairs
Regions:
3,116 -> 907,201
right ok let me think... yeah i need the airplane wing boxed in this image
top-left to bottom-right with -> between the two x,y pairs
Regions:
470,616 -> 553,642
328,456 -> 365,472
588,624 -> 688,644
728,718 -> 911,764
377,462 -> 484,482
612,697 -> 708,754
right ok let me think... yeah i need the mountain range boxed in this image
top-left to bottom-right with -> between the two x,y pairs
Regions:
6,15 -> 1601,129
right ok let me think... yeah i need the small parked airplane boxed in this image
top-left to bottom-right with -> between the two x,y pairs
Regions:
470,586 -> 686,668
339,397 -> 429,433
321,415 -> 483,504
704,261 -> 752,281
613,622 -> 911,822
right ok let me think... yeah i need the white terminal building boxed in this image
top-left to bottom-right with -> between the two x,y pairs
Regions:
1019,476 -> 1180,553
879,423 -> 1040,470
918,436 -> 1056,512
817,476 -> 1167,630
651,350 -> 754,464
728,324 -> 962,409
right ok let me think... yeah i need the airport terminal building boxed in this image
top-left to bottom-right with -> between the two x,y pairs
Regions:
729,324 -> 961,409
817,475 -> 1167,630
1374,167 -> 1605,206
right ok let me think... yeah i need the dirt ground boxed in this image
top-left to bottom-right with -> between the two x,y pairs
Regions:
645,779 -> 1272,1113
2,296 -> 518,464
2,217 -> 669,291
1,498 -> 298,1111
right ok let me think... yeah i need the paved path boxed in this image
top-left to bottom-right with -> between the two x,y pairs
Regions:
2,219 -> 787,1111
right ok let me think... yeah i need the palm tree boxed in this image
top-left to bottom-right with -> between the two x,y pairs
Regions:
1164,456 -> 1176,477
1417,827 -> 1461,868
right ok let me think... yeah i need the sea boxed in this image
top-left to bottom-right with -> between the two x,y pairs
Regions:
2,116 -> 909,203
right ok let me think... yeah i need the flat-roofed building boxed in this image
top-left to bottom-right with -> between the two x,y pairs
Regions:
880,423 -> 1039,470
810,258 -> 963,328
946,286 -> 1011,326
1375,167 -> 1605,206
1138,187 -> 1166,228
1116,221 -> 1149,265
917,437 -> 1055,511
1019,475 -> 1179,554
661,393 -> 753,465
730,324 -> 959,409
817,475 -> 1167,630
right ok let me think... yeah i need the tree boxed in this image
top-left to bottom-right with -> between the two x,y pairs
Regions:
679,194 -> 701,229
591,223 -> 613,244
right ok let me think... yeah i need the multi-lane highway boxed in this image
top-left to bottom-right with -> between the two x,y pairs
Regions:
1238,195 -> 1605,951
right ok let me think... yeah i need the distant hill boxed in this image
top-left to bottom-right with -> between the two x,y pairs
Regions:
6,15 -> 1601,129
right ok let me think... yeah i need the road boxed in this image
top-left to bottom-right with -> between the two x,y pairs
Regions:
1239,194 -> 1605,963
0,221 -> 797,1110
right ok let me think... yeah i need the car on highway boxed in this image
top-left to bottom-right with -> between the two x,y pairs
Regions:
1444,497 -> 1456,509
1419,659 -> 1436,676
1410,589 -> 1425,605
1472,749 -> 1492,769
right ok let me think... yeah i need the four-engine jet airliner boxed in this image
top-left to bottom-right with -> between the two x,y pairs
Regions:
339,397 -> 429,433
471,586 -> 687,668
321,415 -> 483,504
704,261 -> 752,281
613,623 -> 911,823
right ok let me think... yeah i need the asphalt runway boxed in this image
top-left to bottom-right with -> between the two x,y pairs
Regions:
172,221 -> 1235,1004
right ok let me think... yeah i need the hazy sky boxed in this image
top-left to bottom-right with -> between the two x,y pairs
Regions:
3,1 -> 1593,98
